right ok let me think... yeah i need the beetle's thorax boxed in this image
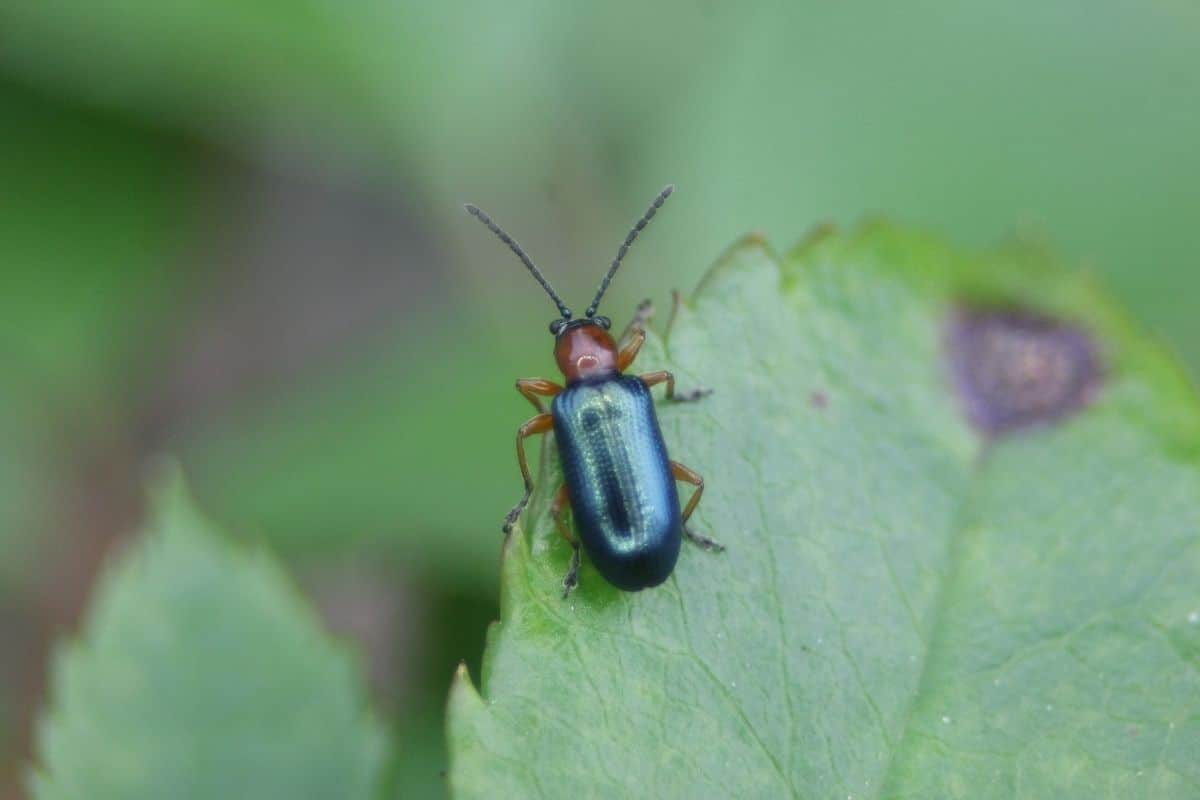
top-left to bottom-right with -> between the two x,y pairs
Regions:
554,320 -> 618,383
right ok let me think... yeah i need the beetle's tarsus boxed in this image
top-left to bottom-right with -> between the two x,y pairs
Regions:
684,525 -> 724,552
671,386 -> 713,403
502,491 -> 531,534
561,544 -> 582,598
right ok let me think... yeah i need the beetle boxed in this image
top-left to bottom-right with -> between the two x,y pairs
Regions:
465,185 -> 722,598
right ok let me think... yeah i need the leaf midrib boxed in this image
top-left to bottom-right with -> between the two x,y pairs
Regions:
874,451 -> 984,799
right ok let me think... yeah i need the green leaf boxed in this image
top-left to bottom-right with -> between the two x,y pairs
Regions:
0,87 -> 195,601
0,0 -> 407,160
0,90 -> 190,409
447,225 -> 1200,798
31,469 -> 388,800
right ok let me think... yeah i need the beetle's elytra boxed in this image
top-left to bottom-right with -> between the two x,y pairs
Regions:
465,185 -> 722,597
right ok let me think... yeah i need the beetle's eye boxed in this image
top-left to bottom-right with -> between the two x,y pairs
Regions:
594,315 -> 611,330
549,319 -> 566,335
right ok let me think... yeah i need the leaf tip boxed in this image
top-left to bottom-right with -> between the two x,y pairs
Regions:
448,661 -> 484,711
142,457 -> 207,538
446,661 -> 488,763
32,459 -> 390,799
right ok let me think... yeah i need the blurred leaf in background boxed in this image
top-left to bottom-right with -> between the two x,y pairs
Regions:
0,85 -> 200,795
0,80 -> 193,585
31,473 -> 387,800
0,85 -> 191,412
647,4 -> 1200,367
0,391 -> 46,590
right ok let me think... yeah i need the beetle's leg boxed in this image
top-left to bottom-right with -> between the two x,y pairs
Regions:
617,328 -> 646,372
616,299 -> 654,371
619,298 -> 655,343
562,545 -> 582,599
503,413 -> 555,534
671,460 -> 705,523
551,483 -> 582,598
670,460 -> 724,551
550,483 -> 575,543
640,370 -> 712,403
515,377 -> 564,413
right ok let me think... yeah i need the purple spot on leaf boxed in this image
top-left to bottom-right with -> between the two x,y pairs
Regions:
948,307 -> 1101,435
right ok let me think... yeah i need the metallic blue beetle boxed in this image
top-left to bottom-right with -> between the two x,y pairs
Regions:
466,186 -> 721,597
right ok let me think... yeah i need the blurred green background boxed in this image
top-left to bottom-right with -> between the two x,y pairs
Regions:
0,2 -> 1197,797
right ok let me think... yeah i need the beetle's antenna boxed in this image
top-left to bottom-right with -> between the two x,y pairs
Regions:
464,203 -> 572,320
585,184 -> 675,319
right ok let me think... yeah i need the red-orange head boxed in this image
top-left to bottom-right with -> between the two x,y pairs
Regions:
464,185 -> 675,378
552,318 -> 619,382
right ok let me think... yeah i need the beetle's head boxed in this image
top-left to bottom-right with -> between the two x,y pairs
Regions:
552,317 -> 617,382
464,186 -> 675,371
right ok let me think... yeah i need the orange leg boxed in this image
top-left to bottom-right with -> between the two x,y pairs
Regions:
640,370 -> 712,403
617,299 -> 655,371
516,377 -> 563,413
617,329 -> 646,372
503,413 -> 555,533
550,483 -> 576,544
551,484 -> 582,597
671,460 -> 723,551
